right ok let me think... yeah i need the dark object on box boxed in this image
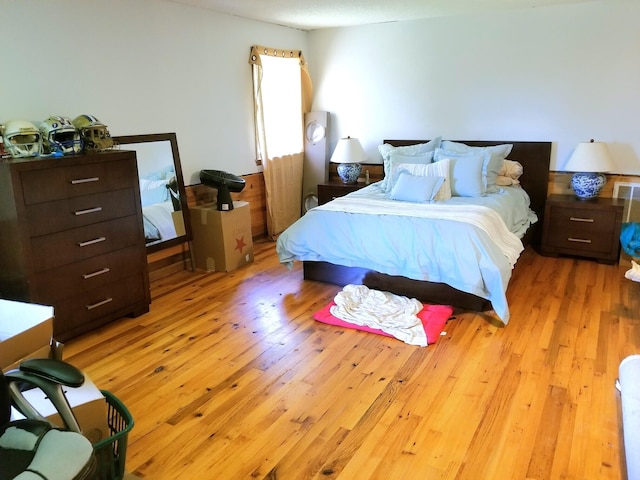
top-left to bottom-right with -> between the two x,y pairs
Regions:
93,390 -> 134,480
200,169 -> 246,211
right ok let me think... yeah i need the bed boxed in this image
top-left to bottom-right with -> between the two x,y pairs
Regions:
276,139 -> 551,323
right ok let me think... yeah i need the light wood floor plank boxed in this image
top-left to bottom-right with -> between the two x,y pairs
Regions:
63,240 -> 639,479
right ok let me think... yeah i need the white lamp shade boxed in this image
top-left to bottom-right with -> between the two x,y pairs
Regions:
564,141 -> 614,173
330,137 -> 366,164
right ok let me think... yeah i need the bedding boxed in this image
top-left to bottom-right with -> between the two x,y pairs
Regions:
139,167 -> 178,243
277,181 -> 536,324
277,139 -> 551,324
143,201 -> 177,243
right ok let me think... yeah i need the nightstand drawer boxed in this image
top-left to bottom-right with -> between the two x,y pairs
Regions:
545,206 -> 615,253
540,194 -> 624,263
318,182 -> 366,205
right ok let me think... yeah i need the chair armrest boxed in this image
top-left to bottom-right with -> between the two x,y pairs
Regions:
5,359 -> 86,433
19,358 -> 84,388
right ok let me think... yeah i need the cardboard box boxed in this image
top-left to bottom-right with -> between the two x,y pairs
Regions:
11,373 -> 110,444
3,344 -> 57,372
190,201 -> 254,272
172,210 -> 186,236
0,300 -> 54,370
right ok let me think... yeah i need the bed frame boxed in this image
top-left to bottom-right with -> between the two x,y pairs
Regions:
303,140 -> 552,312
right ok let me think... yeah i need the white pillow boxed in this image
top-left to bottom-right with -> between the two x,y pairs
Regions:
387,158 -> 451,201
389,172 -> 445,203
378,137 -> 442,190
385,151 -> 434,192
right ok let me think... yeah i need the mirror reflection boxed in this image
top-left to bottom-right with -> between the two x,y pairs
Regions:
114,133 -> 192,253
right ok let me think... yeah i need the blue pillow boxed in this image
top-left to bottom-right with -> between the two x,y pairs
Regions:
441,141 -> 512,193
389,172 -> 445,203
434,148 -> 489,197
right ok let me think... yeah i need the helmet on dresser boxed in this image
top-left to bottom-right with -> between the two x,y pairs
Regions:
39,115 -> 82,155
72,114 -> 113,152
1,119 -> 42,158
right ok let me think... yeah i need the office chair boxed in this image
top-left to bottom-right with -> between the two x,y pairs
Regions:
0,358 -> 96,480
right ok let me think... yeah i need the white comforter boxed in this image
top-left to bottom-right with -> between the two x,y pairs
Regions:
331,284 -> 427,346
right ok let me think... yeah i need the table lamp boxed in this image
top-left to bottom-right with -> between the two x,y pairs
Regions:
564,139 -> 614,199
330,136 -> 365,184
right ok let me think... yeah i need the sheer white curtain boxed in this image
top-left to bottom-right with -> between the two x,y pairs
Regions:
250,46 -> 312,239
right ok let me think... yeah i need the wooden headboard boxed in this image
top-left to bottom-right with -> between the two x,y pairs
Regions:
385,140 -> 552,245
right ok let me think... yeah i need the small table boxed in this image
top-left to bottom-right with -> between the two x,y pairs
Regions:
540,193 -> 625,264
317,181 -> 368,205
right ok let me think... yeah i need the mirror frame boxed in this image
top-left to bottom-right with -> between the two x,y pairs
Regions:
114,132 -> 192,254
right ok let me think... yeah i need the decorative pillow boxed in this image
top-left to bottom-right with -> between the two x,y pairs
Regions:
387,157 -> 452,201
385,151 -> 433,191
378,137 -> 442,190
498,159 -> 524,180
389,172 -> 444,203
440,141 -> 513,193
434,148 -> 488,197
496,175 -> 519,186
139,178 -> 169,207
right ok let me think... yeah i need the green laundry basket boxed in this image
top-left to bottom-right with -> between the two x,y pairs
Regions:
93,390 -> 134,480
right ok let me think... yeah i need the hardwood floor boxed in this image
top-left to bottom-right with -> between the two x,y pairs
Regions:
64,240 -> 639,479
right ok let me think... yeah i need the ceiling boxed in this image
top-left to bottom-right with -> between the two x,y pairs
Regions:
165,0 -> 598,30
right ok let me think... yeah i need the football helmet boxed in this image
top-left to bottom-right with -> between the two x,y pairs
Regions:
39,116 -> 82,155
72,114 -> 113,152
1,119 -> 42,158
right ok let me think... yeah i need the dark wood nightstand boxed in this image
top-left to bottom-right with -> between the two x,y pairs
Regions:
317,181 -> 367,205
540,194 -> 625,264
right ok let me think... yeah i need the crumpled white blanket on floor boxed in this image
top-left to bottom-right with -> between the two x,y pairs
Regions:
330,284 -> 427,346
625,260 -> 640,282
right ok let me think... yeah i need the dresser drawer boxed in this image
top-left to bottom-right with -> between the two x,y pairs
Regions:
21,159 -> 136,205
33,246 -> 145,302
545,206 -> 615,253
50,274 -> 148,339
30,216 -> 142,271
26,188 -> 138,237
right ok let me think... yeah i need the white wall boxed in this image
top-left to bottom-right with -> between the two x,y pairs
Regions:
308,1 -> 640,174
1,0 -> 307,185
4,1 -> 639,180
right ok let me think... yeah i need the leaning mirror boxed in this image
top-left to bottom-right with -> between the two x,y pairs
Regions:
113,133 -> 192,253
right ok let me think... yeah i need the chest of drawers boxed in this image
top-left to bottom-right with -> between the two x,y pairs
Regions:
540,194 -> 624,264
0,151 -> 150,341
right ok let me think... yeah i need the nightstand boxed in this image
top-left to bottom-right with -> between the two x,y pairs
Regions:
317,181 -> 367,205
540,194 -> 625,264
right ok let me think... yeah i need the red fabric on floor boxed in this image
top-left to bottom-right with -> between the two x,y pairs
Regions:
313,301 -> 453,345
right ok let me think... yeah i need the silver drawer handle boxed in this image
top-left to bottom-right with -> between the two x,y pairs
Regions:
74,206 -> 103,216
86,297 -> 113,310
569,217 -> 594,223
568,237 -> 592,244
82,267 -> 110,279
77,236 -> 106,247
71,177 -> 100,184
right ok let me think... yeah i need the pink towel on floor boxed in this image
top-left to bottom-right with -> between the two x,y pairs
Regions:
313,301 -> 453,345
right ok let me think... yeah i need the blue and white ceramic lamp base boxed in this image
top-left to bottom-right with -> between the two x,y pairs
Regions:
337,163 -> 362,184
571,172 -> 607,199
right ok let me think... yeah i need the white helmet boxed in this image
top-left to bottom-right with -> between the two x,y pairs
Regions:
72,114 -> 113,152
1,119 -> 42,158
39,116 -> 82,155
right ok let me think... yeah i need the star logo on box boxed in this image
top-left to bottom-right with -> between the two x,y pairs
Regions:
235,236 -> 247,253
